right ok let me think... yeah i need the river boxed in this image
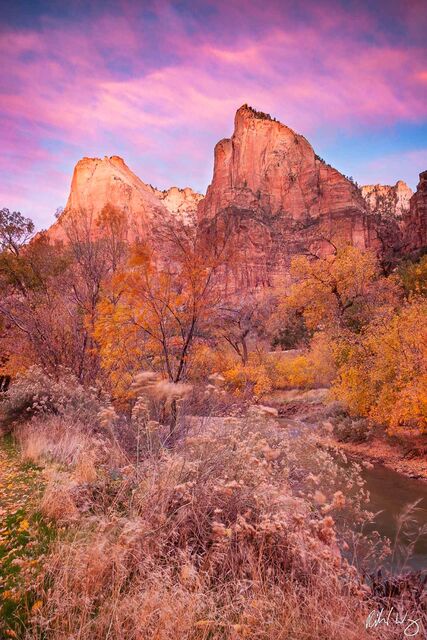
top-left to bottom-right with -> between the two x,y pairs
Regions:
361,463 -> 427,572
280,417 -> 427,573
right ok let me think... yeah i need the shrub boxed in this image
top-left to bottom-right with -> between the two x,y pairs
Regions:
275,332 -> 336,389
332,298 -> 427,434
0,366 -> 101,433
223,352 -> 273,397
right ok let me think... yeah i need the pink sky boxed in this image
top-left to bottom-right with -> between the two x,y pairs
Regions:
1,0 -> 427,228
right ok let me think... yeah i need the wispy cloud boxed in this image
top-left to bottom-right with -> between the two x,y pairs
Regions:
358,149 -> 427,188
0,0 -> 426,227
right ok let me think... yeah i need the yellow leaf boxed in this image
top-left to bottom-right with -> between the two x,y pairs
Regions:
18,519 -> 29,532
31,599 -> 43,613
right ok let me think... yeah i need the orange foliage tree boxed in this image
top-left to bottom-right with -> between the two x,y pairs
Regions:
284,246 -> 381,331
276,245 -> 426,433
94,232 -> 225,401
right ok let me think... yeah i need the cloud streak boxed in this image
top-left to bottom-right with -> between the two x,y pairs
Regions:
0,0 -> 426,227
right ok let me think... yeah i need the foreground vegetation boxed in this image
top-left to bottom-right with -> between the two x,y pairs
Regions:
0,437 -> 52,638
0,206 -> 426,637
0,369 -> 424,638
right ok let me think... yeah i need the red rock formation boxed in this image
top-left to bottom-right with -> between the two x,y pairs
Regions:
197,105 -> 377,287
44,108 -> 424,287
360,181 -> 414,269
48,155 -> 201,243
158,186 -> 203,225
403,170 -> 427,251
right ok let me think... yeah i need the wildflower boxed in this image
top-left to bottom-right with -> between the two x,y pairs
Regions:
18,518 -> 30,531
332,491 -> 346,509
98,405 -> 118,429
31,600 -> 43,613
314,490 -> 326,505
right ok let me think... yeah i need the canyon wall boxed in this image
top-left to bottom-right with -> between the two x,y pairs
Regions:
197,105 -> 378,287
46,106 -> 426,287
361,181 -> 412,220
403,170 -> 427,252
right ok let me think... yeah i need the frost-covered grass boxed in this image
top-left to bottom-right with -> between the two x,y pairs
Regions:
1,368 -> 425,639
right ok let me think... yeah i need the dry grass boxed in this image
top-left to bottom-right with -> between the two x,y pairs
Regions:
15,414 -> 126,468
40,472 -> 80,522
26,417 -> 395,640
16,416 -> 93,466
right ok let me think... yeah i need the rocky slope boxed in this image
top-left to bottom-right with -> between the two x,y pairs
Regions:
49,155 -> 201,242
361,181 -> 413,220
157,187 -> 203,225
197,105 -> 378,287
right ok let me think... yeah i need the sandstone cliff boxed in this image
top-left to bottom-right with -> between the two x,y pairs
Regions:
49,155 -> 201,242
361,181 -> 413,220
46,108 -> 425,286
157,187 -> 203,225
197,105 -> 377,287
403,170 -> 427,252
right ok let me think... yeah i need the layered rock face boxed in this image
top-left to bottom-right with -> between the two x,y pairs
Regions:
46,107 -> 425,288
361,181 -> 413,220
403,170 -> 427,251
49,155 -> 201,242
197,105 -> 377,287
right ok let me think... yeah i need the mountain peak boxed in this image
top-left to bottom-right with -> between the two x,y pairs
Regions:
201,104 -> 365,223
46,155 -> 202,242
236,104 -> 278,123
361,181 -> 413,217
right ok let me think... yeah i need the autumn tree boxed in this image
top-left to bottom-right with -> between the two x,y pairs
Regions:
0,204 -> 127,382
0,208 -> 34,255
62,205 -> 128,322
94,223 -> 227,414
283,245 -> 399,333
0,228 -> 80,375
216,291 -> 274,365
332,297 -> 427,434
399,254 -> 427,298
277,245 -> 425,434
58,205 -> 129,379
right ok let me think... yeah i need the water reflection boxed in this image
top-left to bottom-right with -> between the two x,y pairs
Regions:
361,464 -> 427,572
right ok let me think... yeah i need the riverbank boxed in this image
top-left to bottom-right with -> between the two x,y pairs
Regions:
263,388 -> 427,482
317,433 -> 427,481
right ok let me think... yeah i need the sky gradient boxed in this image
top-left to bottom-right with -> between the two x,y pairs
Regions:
1,0 -> 427,229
